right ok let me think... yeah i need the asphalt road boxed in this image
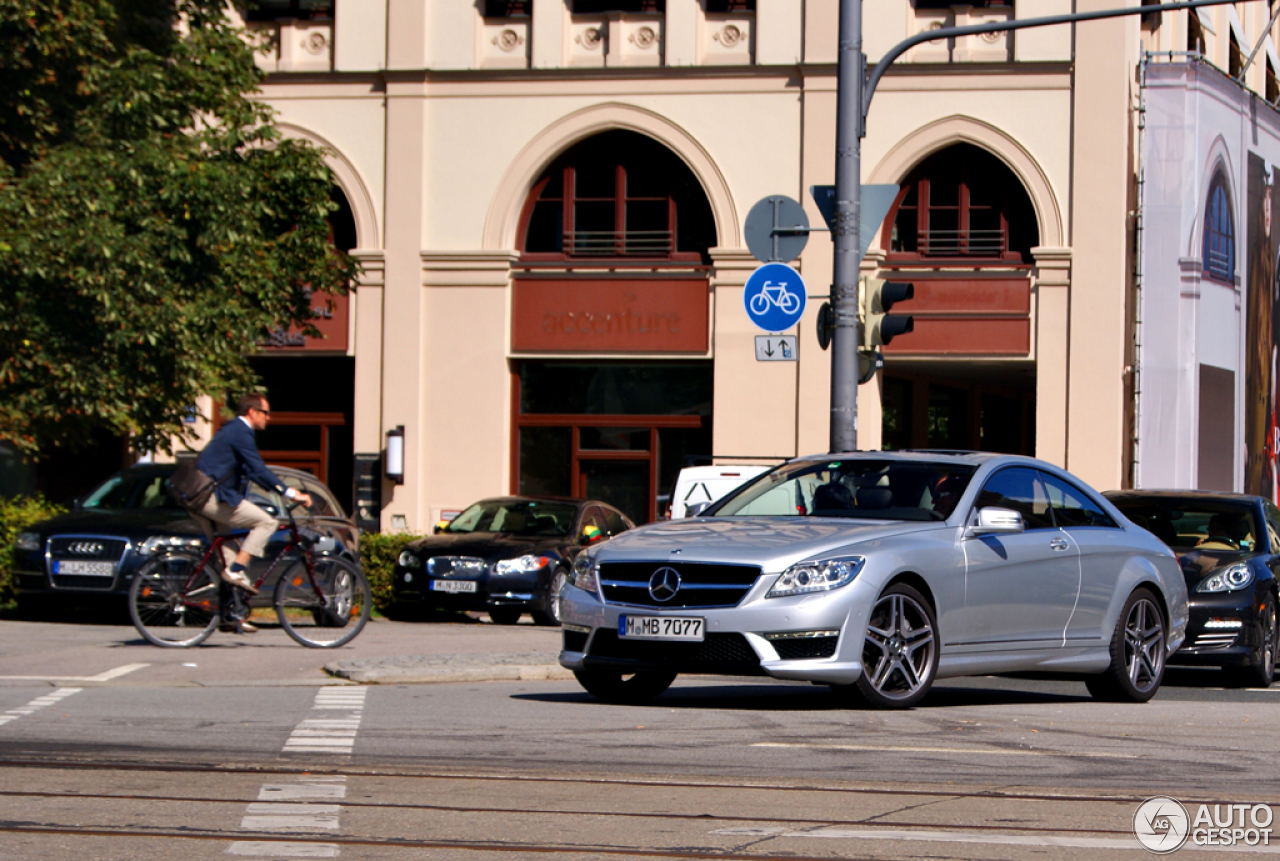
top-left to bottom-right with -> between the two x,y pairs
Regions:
0,616 -> 1278,860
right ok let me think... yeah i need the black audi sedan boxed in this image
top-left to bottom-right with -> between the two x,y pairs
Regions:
12,462 -> 360,613
391,496 -> 633,625
1104,490 -> 1278,687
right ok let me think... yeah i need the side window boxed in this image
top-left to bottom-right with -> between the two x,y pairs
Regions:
973,467 -> 1053,530
602,507 -> 631,536
1039,472 -> 1118,529
1265,503 -> 1280,553
303,479 -> 342,518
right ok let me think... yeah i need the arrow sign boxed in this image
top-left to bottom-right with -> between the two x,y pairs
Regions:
810,184 -> 900,261
755,335 -> 797,361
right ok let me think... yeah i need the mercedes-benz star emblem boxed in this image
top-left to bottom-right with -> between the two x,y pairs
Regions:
68,541 -> 104,555
648,566 -> 681,603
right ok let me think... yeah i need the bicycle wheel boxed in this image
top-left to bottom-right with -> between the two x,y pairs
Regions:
128,552 -> 221,648
779,290 -> 801,315
273,556 -> 371,648
749,292 -> 770,315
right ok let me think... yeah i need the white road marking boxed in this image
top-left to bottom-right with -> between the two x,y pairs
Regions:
226,842 -> 339,857
229,777 -> 346,857
751,741 -> 1138,759
0,662 -> 149,683
0,687 -> 82,726
756,826 -> 1280,853
283,687 -> 366,755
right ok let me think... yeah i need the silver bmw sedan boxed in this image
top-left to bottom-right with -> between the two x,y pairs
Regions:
558,452 -> 1188,709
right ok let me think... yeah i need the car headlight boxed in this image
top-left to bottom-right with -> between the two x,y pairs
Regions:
572,554 -> 599,592
15,532 -> 40,552
398,550 -> 422,569
767,557 -> 865,598
495,554 -> 551,575
137,535 -> 205,556
1198,563 -> 1253,593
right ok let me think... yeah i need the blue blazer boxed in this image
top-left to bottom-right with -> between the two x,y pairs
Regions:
196,418 -> 289,508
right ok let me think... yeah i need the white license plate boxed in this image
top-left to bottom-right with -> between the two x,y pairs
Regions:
55,560 -> 114,576
431,580 -> 477,594
619,615 -> 705,641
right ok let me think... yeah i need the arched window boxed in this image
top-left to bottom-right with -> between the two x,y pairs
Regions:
884,143 -> 1039,263
1202,172 -> 1235,283
519,130 -> 716,262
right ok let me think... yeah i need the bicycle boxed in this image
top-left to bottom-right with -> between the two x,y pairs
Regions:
127,503 -> 371,649
749,279 -> 801,316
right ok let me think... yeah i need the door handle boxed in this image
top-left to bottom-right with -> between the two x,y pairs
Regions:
1049,538 -> 1070,551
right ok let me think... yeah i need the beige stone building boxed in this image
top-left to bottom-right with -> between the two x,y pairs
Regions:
212,0 -> 1280,532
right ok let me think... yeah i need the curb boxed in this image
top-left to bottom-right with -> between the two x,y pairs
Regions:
323,652 -> 575,685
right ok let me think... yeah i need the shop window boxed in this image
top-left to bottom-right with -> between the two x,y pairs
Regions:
886,143 -> 1038,263
483,0 -> 529,15
244,0 -> 333,21
571,0 -> 664,12
520,130 -> 716,261
1202,172 -> 1235,284
913,0 -> 1010,8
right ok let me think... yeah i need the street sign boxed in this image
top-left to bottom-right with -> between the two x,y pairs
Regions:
755,335 -> 797,362
744,195 -> 810,263
810,183 -> 900,260
743,262 -> 806,332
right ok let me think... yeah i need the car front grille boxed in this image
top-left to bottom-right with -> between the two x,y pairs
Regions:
598,562 -> 762,609
586,630 -> 763,674
46,537 -> 128,589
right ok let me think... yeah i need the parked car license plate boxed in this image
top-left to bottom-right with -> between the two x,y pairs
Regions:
54,560 -> 114,576
619,615 -> 705,641
431,580 -> 477,594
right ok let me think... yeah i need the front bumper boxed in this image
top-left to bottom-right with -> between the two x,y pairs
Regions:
1168,590 -> 1267,667
556,578 -> 873,686
390,565 -> 537,610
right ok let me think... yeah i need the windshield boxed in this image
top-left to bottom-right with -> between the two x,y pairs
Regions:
1110,498 -> 1260,551
445,500 -> 577,537
81,470 -> 182,511
710,459 -> 977,522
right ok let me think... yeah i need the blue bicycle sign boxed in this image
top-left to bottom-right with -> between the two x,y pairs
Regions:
743,262 -> 806,332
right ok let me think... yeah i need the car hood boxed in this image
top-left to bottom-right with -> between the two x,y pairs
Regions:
1176,548 -> 1261,588
592,517 -> 948,569
28,509 -> 204,541
404,533 -> 566,561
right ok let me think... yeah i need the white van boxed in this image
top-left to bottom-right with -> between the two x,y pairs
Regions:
667,464 -> 772,518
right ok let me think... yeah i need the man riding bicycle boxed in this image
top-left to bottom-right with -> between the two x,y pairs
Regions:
193,393 -> 311,632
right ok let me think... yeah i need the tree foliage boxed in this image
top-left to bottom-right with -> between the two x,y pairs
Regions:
0,0 -> 358,456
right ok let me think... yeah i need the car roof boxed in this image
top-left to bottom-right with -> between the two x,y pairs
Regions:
473,495 -> 590,506
789,450 -> 1031,468
117,461 -> 331,485
1104,489 -> 1263,505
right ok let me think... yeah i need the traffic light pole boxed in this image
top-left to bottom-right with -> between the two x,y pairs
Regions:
828,0 -> 1252,454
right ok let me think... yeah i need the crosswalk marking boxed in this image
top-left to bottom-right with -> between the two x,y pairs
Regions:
229,777 -> 347,857
0,687 -> 82,725
283,686 -> 366,755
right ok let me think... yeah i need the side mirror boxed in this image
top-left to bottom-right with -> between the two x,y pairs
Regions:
581,529 -> 606,546
433,523 -> 444,534
684,501 -> 712,518
967,506 -> 1025,537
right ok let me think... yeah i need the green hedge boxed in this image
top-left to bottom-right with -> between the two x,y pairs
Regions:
0,496 -> 65,604
359,531 -> 428,613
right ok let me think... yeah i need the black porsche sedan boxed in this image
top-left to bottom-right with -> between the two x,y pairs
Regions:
391,496 -> 633,625
11,462 -> 360,613
1104,490 -> 1279,687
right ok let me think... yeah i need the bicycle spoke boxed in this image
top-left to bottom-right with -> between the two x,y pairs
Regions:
273,556 -> 371,648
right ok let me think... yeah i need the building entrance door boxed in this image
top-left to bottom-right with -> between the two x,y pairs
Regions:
577,459 -> 650,527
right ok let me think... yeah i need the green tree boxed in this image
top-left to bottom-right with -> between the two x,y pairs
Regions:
0,0 -> 357,456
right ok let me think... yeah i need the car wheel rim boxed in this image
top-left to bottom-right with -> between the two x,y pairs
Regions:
1264,602 -> 1276,672
862,592 -> 936,700
1123,597 -> 1165,693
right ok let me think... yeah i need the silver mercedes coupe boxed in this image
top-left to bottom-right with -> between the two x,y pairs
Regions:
558,452 -> 1188,708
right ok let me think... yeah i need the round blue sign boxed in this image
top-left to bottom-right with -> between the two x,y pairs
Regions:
743,262 -> 806,332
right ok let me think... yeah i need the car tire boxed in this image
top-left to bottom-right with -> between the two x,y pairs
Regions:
1225,591 -> 1276,689
489,607 -> 523,625
1085,587 -> 1166,703
531,568 -> 568,627
572,669 -> 677,705
839,582 -> 938,710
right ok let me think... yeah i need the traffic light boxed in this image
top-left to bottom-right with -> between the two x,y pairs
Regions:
860,276 -> 914,348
